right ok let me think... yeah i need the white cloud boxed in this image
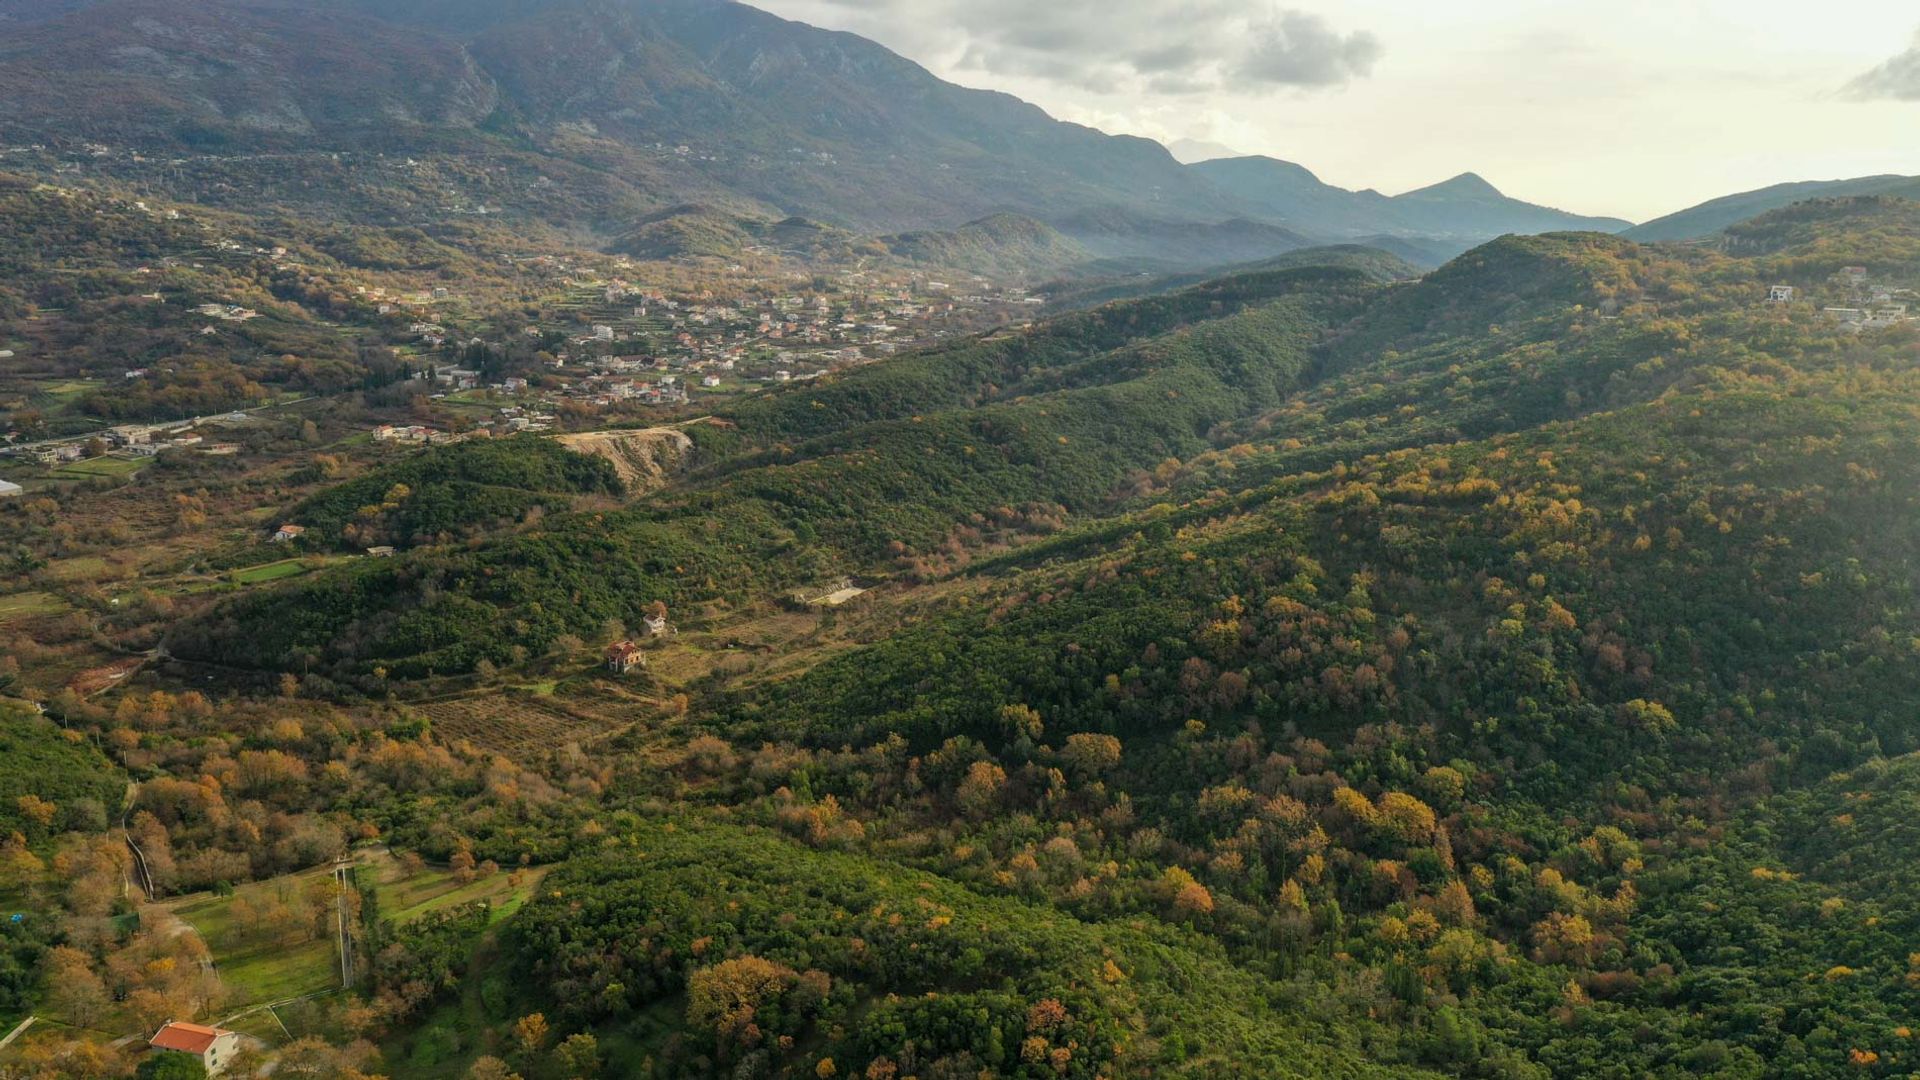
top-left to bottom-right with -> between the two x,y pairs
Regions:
757,0 -> 1920,221
797,0 -> 1381,95
1846,30 -> 1920,101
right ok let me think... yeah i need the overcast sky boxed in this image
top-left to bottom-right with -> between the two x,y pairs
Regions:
753,0 -> 1920,223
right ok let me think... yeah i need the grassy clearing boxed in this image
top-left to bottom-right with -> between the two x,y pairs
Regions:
219,940 -> 338,1007
0,592 -> 66,622
164,850 -> 542,1017
51,456 -> 146,480
42,556 -> 108,583
167,865 -> 343,1009
366,853 -> 542,928
229,558 -> 317,585
220,1009 -> 293,1044
38,380 -> 103,396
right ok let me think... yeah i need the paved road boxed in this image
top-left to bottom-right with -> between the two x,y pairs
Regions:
0,1016 -> 34,1050
334,862 -> 354,987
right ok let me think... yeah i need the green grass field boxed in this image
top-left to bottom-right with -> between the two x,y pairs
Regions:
229,559 -> 317,585
163,851 -> 541,1022
0,592 -> 66,622
367,854 -> 541,928
25,379 -> 104,415
169,866 -> 343,1009
51,456 -> 146,480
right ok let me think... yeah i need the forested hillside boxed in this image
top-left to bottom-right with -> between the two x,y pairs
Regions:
170,266 -> 1379,681
16,197 -> 1920,1080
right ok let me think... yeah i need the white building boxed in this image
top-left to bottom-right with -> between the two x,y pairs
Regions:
148,1021 -> 243,1075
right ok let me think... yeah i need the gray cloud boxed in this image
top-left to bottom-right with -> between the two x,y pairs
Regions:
795,0 -> 1381,96
1234,11 -> 1381,89
1846,31 -> 1920,101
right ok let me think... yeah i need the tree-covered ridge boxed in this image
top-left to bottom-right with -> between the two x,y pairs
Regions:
184,198 -> 1920,688
0,704 -> 124,842
286,436 -> 622,551
709,266 -> 1375,447
512,819 -> 1441,1079
1625,752 -> 1920,1076
648,202 -> 1920,1077
168,269 -> 1378,681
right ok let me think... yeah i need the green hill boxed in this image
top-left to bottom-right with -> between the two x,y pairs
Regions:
1625,175 -> 1920,242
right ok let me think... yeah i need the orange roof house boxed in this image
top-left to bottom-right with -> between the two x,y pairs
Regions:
150,1021 -> 242,1074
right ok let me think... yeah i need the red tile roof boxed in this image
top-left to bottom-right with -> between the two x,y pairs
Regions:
150,1021 -> 227,1054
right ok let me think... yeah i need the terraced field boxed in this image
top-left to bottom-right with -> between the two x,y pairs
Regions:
0,591 -> 66,623
412,691 -> 642,755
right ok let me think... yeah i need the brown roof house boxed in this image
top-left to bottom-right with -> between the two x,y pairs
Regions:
605,640 -> 647,675
149,1020 -> 242,1075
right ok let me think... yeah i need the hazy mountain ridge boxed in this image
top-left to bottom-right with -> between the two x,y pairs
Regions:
1192,155 -> 1632,249
0,0 -> 1633,272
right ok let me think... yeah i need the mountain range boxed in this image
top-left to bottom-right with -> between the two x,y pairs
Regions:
0,0 -> 1641,273
6,0 -> 1905,275
1190,156 -> 1631,242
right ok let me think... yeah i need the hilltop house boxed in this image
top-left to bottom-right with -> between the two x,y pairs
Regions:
271,524 -> 306,543
1767,285 -> 1795,304
643,614 -> 674,638
605,641 -> 647,675
149,1021 -> 242,1075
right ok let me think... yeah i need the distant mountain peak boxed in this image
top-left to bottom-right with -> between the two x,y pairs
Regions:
1402,172 -> 1504,201
1165,137 -> 1248,165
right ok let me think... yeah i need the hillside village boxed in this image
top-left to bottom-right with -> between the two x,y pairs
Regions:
0,177 -> 1053,481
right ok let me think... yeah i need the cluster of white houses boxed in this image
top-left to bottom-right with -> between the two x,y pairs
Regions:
1768,268 -> 1916,332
